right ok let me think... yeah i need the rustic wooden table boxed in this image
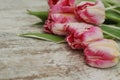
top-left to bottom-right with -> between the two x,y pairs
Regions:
0,0 -> 120,80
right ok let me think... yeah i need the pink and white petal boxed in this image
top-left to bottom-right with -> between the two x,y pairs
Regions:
64,22 -> 93,34
74,0 -> 105,25
81,27 -> 103,45
51,23 -> 66,35
86,5 -> 105,24
66,34 -> 83,49
87,39 -> 120,53
85,46 -> 119,68
48,0 -> 59,8
84,39 -> 120,68
44,13 -> 78,34
65,22 -> 100,49
49,0 -> 75,13
51,13 -> 78,23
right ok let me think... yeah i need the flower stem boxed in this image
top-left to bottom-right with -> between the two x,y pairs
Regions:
105,6 -> 120,11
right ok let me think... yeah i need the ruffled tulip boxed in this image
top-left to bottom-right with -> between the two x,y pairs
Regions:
84,39 -> 120,68
48,0 -> 75,13
44,13 -> 78,35
74,0 -> 105,25
65,22 -> 103,49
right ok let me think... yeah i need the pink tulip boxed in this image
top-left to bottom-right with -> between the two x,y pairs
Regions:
65,22 -> 103,49
84,39 -> 120,68
48,0 -> 75,13
44,13 -> 78,35
74,0 -> 105,25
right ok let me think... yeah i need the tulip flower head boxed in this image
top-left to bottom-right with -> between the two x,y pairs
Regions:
74,0 -> 105,25
65,22 -> 103,49
84,39 -> 120,68
48,0 -> 75,13
44,13 -> 78,35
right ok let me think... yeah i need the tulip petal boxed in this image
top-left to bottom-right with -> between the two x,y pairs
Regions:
48,0 -> 59,8
65,22 -> 103,49
84,39 -> 120,68
49,0 -> 75,13
44,13 -> 77,35
74,0 -> 105,25
51,23 -> 67,35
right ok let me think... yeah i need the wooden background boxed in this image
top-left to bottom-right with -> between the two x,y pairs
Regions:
0,0 -> 120,80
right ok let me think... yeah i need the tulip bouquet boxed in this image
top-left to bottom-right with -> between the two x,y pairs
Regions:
21,0 -> 120,68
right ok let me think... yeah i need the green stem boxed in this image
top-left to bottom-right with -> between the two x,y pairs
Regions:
105,6 -> 120,11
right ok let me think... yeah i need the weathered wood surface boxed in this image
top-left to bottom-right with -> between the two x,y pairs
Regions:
0,0 -> 120,80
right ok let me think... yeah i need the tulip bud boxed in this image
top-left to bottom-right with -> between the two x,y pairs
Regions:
84,39 -> 120,68
65,22 -> 103,49
44,13 -> 77,35
48,0 -> 75,13
74,0 -> 105,25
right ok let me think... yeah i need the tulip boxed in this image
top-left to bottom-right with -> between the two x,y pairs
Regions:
48,0 -> 75,13
84,39 -> 120,68
65,22 -> 103,49
74,0 -> 105,25
44,13 -> 78,35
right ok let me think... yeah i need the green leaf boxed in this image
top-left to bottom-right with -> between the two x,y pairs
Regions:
105,6 -> 120,11
27,10 -> 48,23
104,19 -> 117,25
100,24 -> 120,40
117,23 -> 120,27
104,0 -> 119,5
20,33 -> 65,43
106,10 -> 120,23
103,33 -> 114,39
